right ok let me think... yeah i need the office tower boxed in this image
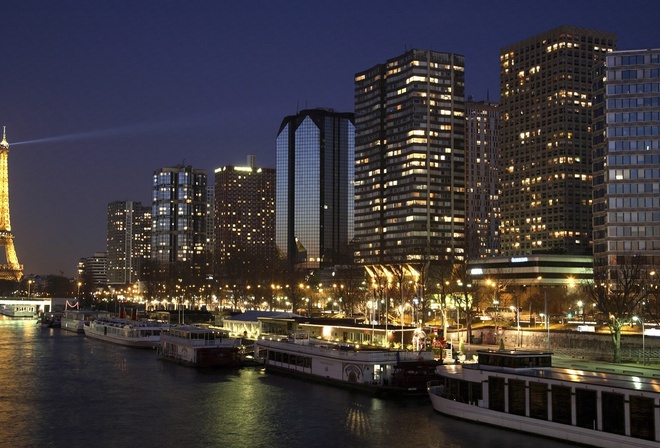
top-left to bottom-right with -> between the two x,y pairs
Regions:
592,49 -> 660,272
276,108 -> 355,269
77,252 -> 107,289
214,156 -> 276,278
151,165 -> 208,276
206,185 -> 215,256
354,49 -> 465,269
499,26 -> 616,255
106,200 -> 151,286
465,99 -> 501,258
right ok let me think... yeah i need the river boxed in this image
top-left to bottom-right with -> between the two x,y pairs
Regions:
0,318 -> 575,448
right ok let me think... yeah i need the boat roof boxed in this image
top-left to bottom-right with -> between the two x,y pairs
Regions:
450,362 -> 660,394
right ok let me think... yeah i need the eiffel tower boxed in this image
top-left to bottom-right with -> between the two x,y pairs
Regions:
0,128 -> 23,281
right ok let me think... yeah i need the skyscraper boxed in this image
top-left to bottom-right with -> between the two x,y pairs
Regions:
499,26 -> 616,256
592,48 -> 660,272
354,49 -> 466,269
276,108 -> 355,269
465,99 -> 500,258
151,165 -> 208,276
106,200 -> 151,286
214,156 -> 276,278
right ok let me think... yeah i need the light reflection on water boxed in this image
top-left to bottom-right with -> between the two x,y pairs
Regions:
0,318 -> 575,448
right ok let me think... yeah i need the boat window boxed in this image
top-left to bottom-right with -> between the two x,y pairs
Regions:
551,385 -> 572,425
529,382 -> 548,420
630,396 -> 656,440
508,379 -> 526,416
602,392 -> 625,436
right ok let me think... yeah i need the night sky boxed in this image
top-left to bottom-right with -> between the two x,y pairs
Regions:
1,1 -> 659,277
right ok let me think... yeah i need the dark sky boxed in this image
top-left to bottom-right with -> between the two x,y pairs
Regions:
1,0 -> 659,277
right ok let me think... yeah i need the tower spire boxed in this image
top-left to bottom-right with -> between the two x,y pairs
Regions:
0,126 -> 23,281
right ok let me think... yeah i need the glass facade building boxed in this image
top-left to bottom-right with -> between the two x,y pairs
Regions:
499,26 -> 616,256
276,108 -> 355,269
106,200 -> 151,285
214,157 -> 276,277
354,49 -> 466,267
592,49 -> 660,270
151,165 -> 208,272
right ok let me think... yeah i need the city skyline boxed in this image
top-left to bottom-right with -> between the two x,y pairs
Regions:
2,1 -> 659,276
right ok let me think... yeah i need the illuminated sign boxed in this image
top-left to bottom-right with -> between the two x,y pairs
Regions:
511,257 -> 528,263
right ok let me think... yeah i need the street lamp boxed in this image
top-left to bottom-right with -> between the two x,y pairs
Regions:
633,315 -> 645,365
538,276 -> 550,351
77,281 -> 82,299
27,279 -> 33,298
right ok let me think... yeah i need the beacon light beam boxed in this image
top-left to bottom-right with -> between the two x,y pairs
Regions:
11,113 -> 223,146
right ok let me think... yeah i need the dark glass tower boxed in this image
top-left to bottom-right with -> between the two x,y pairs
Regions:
276,108 -> 355,269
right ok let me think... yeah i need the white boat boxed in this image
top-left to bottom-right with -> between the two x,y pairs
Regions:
254,332 -> 440,395
427,349 -> 660,448
0,303 -> 39,318
61,310 -> 110,333
83,317 -> 169,348
158,325 -> 244,367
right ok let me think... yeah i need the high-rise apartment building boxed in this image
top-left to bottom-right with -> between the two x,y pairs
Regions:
592,48 -> 660,272
77,252 -> 107,289
151,165 -> 208,276
214,156 -> 276,278
276,108 -> 355,269
465,99 -> 500,258
499,26 -> 616,256
106,200 -> 151,286
354,49 -> 465,269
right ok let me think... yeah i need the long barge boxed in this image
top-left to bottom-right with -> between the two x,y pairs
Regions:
427,349 -> 660,448
254,332 -> 440,396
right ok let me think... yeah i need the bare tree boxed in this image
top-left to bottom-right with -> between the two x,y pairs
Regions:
584,255 -> 655,363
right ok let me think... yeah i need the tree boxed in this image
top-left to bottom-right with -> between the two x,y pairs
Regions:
584,255 -> 655,363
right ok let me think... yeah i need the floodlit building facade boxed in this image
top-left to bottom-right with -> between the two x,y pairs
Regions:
354,49 -> 466,270
499,26 -> 616,256
276,108 -> 355,269
106,200 -> 151,286
592,48 -> 660,272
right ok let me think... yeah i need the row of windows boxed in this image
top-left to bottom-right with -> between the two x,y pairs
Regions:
607,83 -> 660,95
607,182 -> 660,194
608,239 -> 660,251
610,69 -> 660,80
607,97 -> 660,109
607,154 -> 660,165
609,168 -> 660,180
267,350 -> 312,368
611,54 -> 647,65
607,211 -> 660,223
608,111 -> 660,122
607,126 -> 660,137
609,196 -> 660,209
608,226 -> 660,237
608,139 -> 660,151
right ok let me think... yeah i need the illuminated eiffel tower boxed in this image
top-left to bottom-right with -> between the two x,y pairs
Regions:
0,128 -> 22,281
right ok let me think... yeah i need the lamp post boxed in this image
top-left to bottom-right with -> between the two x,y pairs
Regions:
634,316 -> 645,365
27,279 -> 33,298
538,276 -> 550,351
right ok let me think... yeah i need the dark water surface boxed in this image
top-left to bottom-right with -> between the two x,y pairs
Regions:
0,318 -> 575,448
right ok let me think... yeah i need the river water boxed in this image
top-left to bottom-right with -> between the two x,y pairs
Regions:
0,318 -> 575,448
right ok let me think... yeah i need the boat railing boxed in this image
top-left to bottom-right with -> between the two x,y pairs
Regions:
258,338 -> 434,362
